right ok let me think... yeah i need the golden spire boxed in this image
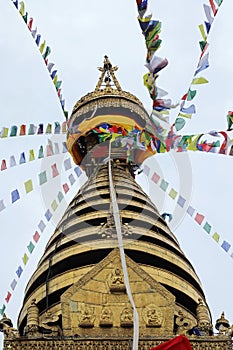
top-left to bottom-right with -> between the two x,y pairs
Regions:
95,55 -> 122,92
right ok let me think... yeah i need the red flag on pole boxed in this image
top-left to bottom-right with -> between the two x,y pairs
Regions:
150,335 -> 193,350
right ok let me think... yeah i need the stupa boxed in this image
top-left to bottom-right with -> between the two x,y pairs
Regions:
1,57 -> 232,350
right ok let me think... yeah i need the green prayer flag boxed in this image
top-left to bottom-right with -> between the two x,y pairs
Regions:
187,89 -> 197,101
43,46 -> 51,60
160,179 -> 169,192
39,171 -> 47,185
10,125 -> 17,137
51,200 -> 58,211
27,241 -> 35,254
23,11 -> 28,23
169,188 -> 178,200
24,179 -> 33,193
175,118 -> 186,131
212,232 -> 220,243
38,146 -> 44,159
56,80 -> 62,90
203,222 -> 211,234
0,304 -> 6,316
214,0 -> 223,5
57,191 -> 64,202
199,40 -> 207,52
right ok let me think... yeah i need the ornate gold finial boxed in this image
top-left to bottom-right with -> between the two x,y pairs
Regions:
215,312 -> 230,331
95,55 -> 121,92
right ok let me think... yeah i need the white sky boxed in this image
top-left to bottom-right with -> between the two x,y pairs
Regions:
0,0 -> 233,344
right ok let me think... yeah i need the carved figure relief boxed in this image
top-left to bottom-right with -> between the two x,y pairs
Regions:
99,307 -> 113,327
79,306 -> 95,328
142,305 -> 162,328
109,268 -> 126,293
120,307 -> 133,327
39,311 -> 62,337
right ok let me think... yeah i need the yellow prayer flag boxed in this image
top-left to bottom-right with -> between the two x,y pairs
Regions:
198,24 -> 207,42
191,77 -> 209,85
19,1 -> 25,15
1,127 -> 9,138
39,40 -> 46,53
212,232 -> 220,243
169,188 -> 178,200
29,149 -> 35,161
22,253 -> 29,265
51,200 -> 58,211
24,179 -> 33,194
187,134 -> 202,151
178,113 -> 192,119
53,75 -> 58,86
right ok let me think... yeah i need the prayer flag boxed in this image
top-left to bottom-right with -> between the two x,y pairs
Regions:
63,183 -> 70,194
16,266 -> 23,278
38,146 -> 44,159
160,179 -> 169,192
11,189 -> 20,203
27,241 -> 35,254
57,191 -> 64,202
28,17 -> 33,30
22,12 -> 28,23
43,46 -> 51,60
212,232 -> 220,242
0,200 -> 6,212
203,222 -> 211,234
31,27 -> 37,38
214,0 -> 223,5
187,206 -> 195,216
143,165 -> 150,176
1,160 -> 7,171
5,292 -> 12,304
195,213 -> 204,225
19,1 -> 25,15
29,149 -> 35,161
10,125 -> 17,136
221,241 -> 231,252
35,34 -> 41,46
45,209 -> 52,221
52,163 -> 59,178
187,89 -> 197,101
13,0 -> 18,8
24,179 -> 33,193
151,172 -> 160,184
22,253 -> 29,265
54,122 -> 61,134
1,127 -> 9,138
51,200 -> 58,211
169,188 -> 178,200
209,0 -> 218,15
62,142 -> 68,152
74,166 -> 82,177
69,174 -> 75,186
10,279 -> 17,291
28,124 -> 36,135
37,124 -> 44,134
205,21 -> 211,34
33,231 -> 40,243
198,24 -> 207,41
39,171 -> 47,185
177,195 -> 186,208
47,62 -> 54,72
203,4 -> 214,24
0,305 -> 6,316
64,158 -> 72,171
45,123 -> 52,134
175,118 -> 186,131
191,77 -> 209,85
181,104 -> 196,114
39,40 -> 46,53
38,220 -> 46,232
19,152 -> 26,164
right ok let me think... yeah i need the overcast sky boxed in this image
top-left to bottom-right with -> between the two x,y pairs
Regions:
0,0 -> 233,343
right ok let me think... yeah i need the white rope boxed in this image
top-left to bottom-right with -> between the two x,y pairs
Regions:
108,142 -> 139,350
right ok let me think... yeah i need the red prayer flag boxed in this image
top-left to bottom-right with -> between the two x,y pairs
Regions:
20,124 -> 26,136
63,183 -> 69,194
195,213 -> 204,225
151,172 -> 160,184
5,291 -> 12,303
51,163 -> 59,177
1,160 -> 7,171
150,335 -> 193,350
28,17 -> 33,30
181,93 -> 188,101
209,0 -> 218,16
33,231 -> 40,243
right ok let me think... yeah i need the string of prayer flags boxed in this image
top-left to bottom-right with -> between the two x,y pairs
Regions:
144,167 -> 233,259
136,0 -> 175,126
9,0 -> 68,118
0,162 -> 84,313
0,121 -> 67,138
173,0 -> 223,131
